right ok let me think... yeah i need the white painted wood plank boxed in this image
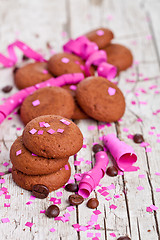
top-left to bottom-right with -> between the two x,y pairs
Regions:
0,0 -> 160,239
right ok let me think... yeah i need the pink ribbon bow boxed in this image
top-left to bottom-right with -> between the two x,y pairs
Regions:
63,35 -> 117,79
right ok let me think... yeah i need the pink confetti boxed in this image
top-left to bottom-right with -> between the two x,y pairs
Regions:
39,121 -> 45,127
74,161 -> 81,166
69,85 -> 77,90
57,129 -> 64,133
114,195 -> 120,199
96,30 -> 104,36
137,118 -> 143,122
25,222 -> 33,228
137,186 -> 144,191
109,204 -> 117,210
139,101 -> 147,105
146,34 -> 152,40
110,233 -> 116,237
50,228 -> 56,232
131,101 -> 136,105
146,207 -> 153,212
4,203 -> 10,207
156,188 -> 160,192
148,131 -> 154,135
65,164 -> 69,170
42,69 -> 48,74
56,191 -> 62,197
61,57 -> 69,63
40,210 -> 46,213
16,150 -> 22,156
107,184 -> 115,190
0,179 -> 5,184
26,201 -> 33,205
87,232 -> 93,237
16,127 -> 21,130
60,119 -> 71,125
47,129 -> 55,134
93,210 -> 101,215
29,195 -> 36,200
29,128 -> 37,134
127,134 -> 133,139
82,144 -> 87,148
108,87 -> 116,96
88,126 -> 96,131
95,233 -> 101,237
32,100 -> 40,106
95,224 -> 100,230
67,206 -> 75,212
123,128 -> 129,132
85,160 -> 92,165
0,172 -> 5,176
5,195 -> 10,199
43,123 -> 50,128
38,130 -> 43,135
140,142 -> 149,147
146,147 -> 152,152
149,204 -> 158,211
3,162 -> 9,167
138,174 -> 145,178
105,197 -> 112,201
1,218 -> 10,223
101,191 -> 109,196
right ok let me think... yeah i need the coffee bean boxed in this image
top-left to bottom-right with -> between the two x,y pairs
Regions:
92,144 -> 104,153
22,54 -> 29,61
69,194 -> 84,206
45,205 -> 60,218
32,184 -> 49,199
117,236 -> 131,240
133,134 -> 144,144
106,166 -> 118,177
65,183 -> 79,192
2,85 -> 13,93
13,67 -> 19,74
87,198 -> 99,209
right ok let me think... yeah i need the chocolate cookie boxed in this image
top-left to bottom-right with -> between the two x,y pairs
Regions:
10,136 -> 68,175
85,28 -> 114,49
48,52 -> 94,77
14,62 -> 53,89
20,86 -> 75,125
12,162 -> 71,192
76,76 -> 125,122
62,84 -> 88,120
22,115 -> 83,158
103,43 -> 133,72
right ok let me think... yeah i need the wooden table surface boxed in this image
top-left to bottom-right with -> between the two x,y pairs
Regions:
0,0 -> 160,239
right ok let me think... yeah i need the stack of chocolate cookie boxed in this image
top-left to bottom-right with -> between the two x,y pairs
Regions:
10,115 -> 83,192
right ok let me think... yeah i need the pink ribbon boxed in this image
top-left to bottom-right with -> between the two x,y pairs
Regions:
0,73 -> 84,124
63,36 -> 117,79
103,134 -> 139,172
78,151 -> 109,198
0,40 -> 46,67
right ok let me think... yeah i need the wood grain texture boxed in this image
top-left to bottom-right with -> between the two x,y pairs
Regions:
0,0 -> 160,239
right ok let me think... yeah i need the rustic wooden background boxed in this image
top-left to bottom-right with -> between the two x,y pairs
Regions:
0,0 -> 160,239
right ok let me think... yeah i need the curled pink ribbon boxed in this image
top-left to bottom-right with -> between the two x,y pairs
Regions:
63,36 -> 117,79
0,40 -> 46,67
78,151 -> 109,198
0,73 -> 84,124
